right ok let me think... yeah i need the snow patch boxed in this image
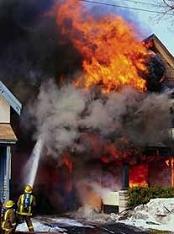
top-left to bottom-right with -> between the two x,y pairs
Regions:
48,217 -> 87,227
16,219 -> 67,233
39,217 -> 94,228
118,198 -> 174,232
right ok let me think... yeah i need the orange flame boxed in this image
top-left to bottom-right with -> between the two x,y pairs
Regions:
165,157 -> 174,187
129,164 -> 148,187
56,0 -> 148,93
63,154 -> 73,173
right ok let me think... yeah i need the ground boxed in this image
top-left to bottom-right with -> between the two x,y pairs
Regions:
60,223 -> 149,234
16,201 -> 174,234
15,217 -> 156,234
16,223 -> 172,234
16,223 -> 148,234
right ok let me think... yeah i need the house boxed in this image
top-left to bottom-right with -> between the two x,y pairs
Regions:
103,34 -> 174,213
129,34 -> 174,188
5,35 -> 174,214
0,81 -> 22,202
27,34 -> 174,214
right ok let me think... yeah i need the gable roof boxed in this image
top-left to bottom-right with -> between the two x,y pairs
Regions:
144,34 -> 174,69
144,34 -> 174,87
0,81 -> 22,115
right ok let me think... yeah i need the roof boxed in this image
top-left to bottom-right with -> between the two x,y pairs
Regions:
0,81 -> 22,115
0,124 -> 17,144
144,34 -> 174,69
144,34 -> 174,87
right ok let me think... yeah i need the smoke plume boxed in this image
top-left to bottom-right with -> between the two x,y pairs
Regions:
0,0 -> 82,102
28,80 -> 173,212
30,80 -> 172,158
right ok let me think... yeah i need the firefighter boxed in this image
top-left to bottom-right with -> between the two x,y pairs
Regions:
1,200 -> 16,234
16,185 -> 36,232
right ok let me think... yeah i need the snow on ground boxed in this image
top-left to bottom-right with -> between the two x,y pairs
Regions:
42,217 -> 94,227
16,199 -> 174,233
116,198 -> 174,232
16,219 -> 67,233
46,218 -> 91,227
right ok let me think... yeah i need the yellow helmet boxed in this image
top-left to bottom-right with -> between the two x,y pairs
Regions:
5,200 -> 15,208
24,184 -> 33,193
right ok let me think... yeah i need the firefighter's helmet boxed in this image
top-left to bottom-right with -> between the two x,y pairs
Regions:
24,184 -> 33,193
5,200 -> 15,208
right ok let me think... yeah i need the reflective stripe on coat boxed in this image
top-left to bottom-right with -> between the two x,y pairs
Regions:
1,209 -> 16,231
16,193 -> 36,216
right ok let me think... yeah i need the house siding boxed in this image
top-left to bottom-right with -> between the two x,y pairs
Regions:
0,96 -> 10,123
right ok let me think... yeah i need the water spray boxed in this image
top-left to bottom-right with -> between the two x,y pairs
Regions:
24,136 -> 44,187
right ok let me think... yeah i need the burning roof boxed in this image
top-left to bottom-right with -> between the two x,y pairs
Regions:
144,34 -> 174,90
144,34 -> 174,69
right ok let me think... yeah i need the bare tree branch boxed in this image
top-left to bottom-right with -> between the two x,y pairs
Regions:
163,0 -> 174,9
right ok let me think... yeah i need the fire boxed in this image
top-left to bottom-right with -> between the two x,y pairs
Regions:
129,164 -> 148,187
56,0 -> 149,93
62,154 -> 73,173
165,157 -> 174,187
79,183 -> 102,211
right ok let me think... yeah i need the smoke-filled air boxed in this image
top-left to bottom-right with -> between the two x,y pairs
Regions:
31,81 -> 171,156
16,0 -> 173,213
29,0 -> 172,156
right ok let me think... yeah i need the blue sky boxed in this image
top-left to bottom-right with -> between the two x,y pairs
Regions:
83,0 -> 174,55
126,0 -> 174,55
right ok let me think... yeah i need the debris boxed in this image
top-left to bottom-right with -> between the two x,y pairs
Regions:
146,221 -> 160,225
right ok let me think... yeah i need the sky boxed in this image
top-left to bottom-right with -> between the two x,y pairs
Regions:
127,0 -> 174,55
83,0 -> 174,55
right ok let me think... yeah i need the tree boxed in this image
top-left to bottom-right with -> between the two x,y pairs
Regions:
163,0 -> 174,12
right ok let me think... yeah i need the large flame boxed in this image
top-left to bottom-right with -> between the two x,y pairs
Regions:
56,0 -> 149,93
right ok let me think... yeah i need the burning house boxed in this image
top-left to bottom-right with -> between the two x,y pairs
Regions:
4,0 -> 174,216
0,81 -> 22,202
27,31 -> 174,214
128,34 -> 174,188
108,34 -> 174,212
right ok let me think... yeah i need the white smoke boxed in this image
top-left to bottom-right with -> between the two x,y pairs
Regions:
30,80 -> 88,156
26,80 -> 173,210
30,80 -> 172,156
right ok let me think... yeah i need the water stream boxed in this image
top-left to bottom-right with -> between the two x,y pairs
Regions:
24,137 -> 44,187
